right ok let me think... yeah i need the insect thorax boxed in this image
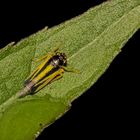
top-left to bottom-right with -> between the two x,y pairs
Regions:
51,52 -> 67,67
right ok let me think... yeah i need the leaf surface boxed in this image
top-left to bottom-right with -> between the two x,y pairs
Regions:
0,0 -> 140,139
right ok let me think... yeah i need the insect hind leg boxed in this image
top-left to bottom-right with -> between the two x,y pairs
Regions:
31,70 -> 63,94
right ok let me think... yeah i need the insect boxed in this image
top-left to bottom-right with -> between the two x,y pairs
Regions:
19,47 -> 78,97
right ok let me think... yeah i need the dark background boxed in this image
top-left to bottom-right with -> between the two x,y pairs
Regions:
0,0 -> 139,139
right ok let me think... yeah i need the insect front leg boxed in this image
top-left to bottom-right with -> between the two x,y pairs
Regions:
33,46 -> 60,63
61,66 -> 80,74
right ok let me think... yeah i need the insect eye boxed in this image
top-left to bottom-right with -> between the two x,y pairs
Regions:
58,53 -> 63,59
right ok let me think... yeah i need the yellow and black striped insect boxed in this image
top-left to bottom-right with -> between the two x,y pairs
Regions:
19,47 -> 77,97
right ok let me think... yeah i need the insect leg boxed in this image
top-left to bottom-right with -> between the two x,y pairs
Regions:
32,69 -> 64,93
34,74 -> 63,93
61,66 -> 80,74
49,72 -> 63,83
33,47 -> 60,62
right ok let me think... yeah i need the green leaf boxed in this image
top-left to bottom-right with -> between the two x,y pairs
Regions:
0,96 -> 69,140
0,0 -> 140,139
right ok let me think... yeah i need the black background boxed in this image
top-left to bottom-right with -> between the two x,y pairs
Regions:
0,0 -> 139,139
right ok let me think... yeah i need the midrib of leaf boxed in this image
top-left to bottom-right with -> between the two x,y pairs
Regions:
67,5 -> 137,61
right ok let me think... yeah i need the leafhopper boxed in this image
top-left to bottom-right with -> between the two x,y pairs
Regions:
19,47 -> 78,97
